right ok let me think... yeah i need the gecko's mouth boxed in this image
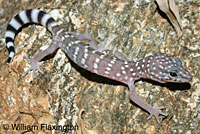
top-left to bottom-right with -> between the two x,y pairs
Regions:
166,76 -> 192,83
181,74 -> 193,83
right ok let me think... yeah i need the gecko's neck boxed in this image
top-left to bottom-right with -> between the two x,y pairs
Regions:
97,59 -> 145,85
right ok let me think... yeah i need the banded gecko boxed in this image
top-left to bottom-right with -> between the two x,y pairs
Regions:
5,9 -> 192,123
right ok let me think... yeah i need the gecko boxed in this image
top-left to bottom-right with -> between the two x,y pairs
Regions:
5,9 -> 192,124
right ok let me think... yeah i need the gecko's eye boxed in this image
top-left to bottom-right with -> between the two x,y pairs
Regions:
169,72 -> 178,77
168,66 -> 179,77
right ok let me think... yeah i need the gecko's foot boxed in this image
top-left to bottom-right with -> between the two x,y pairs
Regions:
114,50 -> 136,61
95,38 -> 111,52
24,56 -> 44,77
147,103 -> 167,124
114,51 -> 129,61
95,34 -> 118,52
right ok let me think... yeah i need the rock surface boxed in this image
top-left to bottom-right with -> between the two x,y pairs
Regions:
0,0 -> 199,133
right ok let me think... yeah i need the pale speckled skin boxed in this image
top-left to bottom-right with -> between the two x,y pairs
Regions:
5,9 -> 192,123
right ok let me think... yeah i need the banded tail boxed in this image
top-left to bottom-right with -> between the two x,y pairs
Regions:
5,9 -> 58,63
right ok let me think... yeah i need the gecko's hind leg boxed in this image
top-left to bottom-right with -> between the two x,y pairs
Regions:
72,32 -> 133,61
24,36 -> 61,78
70,32 -> 97,48
70,32 -> 117,52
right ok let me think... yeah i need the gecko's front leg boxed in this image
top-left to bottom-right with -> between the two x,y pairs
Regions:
128,80 -> 166,124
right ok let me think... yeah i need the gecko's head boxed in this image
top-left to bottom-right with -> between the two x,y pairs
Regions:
144,53 -> 192,83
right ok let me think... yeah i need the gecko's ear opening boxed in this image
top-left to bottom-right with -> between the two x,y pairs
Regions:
175,58 -> 182,66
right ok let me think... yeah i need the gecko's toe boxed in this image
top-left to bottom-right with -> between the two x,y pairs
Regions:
24,56 -> 44,77
147,103 -> 167,124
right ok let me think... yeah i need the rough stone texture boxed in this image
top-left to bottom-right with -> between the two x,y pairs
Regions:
0,0 -> 199,133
